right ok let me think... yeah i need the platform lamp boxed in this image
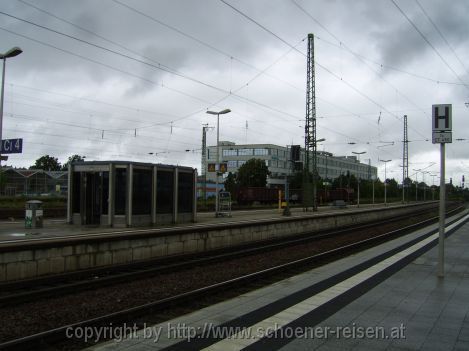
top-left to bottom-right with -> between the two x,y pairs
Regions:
379,159 -> 392,205
0,47 -> 22,168
206,109 -> 231,217
413,168 -> 422,202
352,151 -> 366,207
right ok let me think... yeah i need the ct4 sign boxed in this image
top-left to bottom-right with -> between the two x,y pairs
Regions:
0,138 -> 23,154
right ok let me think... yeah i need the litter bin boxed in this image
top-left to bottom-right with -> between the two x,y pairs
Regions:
25,200 -> 43,228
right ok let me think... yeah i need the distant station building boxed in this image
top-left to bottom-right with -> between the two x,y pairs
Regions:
204,141 -> 378,186
67,161 -> 196,227
0,167 -> 68,196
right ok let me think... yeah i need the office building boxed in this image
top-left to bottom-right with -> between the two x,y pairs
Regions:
204,141 -> 377,186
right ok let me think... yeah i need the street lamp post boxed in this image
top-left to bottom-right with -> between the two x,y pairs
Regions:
422,171 -> 430,201
365,159 -> 375,204
0,47 -> 23,168
324,152 -> 329,201
206,109 -> 231,217
352,151 -> 366,207
380,159 -> 392,205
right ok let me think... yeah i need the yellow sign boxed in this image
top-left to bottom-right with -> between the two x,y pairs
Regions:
208,163 -> 228,173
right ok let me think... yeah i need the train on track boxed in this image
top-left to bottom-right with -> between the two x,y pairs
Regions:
234,187 -> 355,205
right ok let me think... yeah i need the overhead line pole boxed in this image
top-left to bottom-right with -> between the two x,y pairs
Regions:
304,33 -> 318,211
402,115 -> 409,203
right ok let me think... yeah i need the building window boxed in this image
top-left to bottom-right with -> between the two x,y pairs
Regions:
271,160 -> 278,167
227,160 -> 237,169
238,148 -> 253,156
265,160 -> 269,166
238,160 -> 246,167
222,149 -> 238,157
254,148 -> 268,156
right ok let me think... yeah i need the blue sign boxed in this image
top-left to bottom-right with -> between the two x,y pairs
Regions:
1,138 -> 23,154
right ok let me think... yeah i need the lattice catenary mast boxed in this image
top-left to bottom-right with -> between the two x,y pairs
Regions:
402,115 -> 409,203
303,33 -> 318,211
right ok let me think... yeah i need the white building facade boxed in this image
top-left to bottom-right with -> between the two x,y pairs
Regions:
205,141 -> 378,186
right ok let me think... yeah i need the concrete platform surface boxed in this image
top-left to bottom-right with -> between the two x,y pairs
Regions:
86,209 -> 468,351
279,221 -> 469,350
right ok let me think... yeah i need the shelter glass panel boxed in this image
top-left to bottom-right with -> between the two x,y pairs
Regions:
72,172 -> 81,213
115,168 -> 127,215
178,172 -> 193,213
157,170 -> 174,214
133,169 -> 152,215
101,172 -> 109,214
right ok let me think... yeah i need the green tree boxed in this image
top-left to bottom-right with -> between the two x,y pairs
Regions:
224,172 -> 237,195
62,154 -> 85,170
30,155 -> 61,171
387,178 -> 399,197
236,158 -> 270,187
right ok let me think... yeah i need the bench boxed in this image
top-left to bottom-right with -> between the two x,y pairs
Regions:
332,200 -> 347,208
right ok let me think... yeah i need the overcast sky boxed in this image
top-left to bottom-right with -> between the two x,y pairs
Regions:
1,0 -> 468,185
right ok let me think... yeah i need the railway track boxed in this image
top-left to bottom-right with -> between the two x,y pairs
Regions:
0,203 -> 448,306
0,204 -> 465,350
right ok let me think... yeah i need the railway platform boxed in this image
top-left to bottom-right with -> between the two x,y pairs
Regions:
89,210 -> 469,351
1,202 -> 440,282
0,202 -> 402,242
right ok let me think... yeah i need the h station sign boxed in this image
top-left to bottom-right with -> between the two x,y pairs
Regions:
431,103 -> 452,278
432,104 -> 452,144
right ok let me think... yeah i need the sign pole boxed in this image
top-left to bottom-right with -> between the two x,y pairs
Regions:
432,103 -> 452,278
437,142 -> 445,277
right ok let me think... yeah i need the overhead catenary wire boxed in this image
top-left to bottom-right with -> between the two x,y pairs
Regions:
0,18 -> 308,128
291,0 -> 434,126
389,0 -> 469,91
1,10 -> 401,161
217,0 -> 429,141
1,3 -> 440,168
0,33 -> 392,162
0,6 -> 432,144
414,0 -> 469,77
216,0 -> 424,159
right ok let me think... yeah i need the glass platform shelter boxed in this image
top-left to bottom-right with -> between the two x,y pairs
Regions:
67,161 -> 197,227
